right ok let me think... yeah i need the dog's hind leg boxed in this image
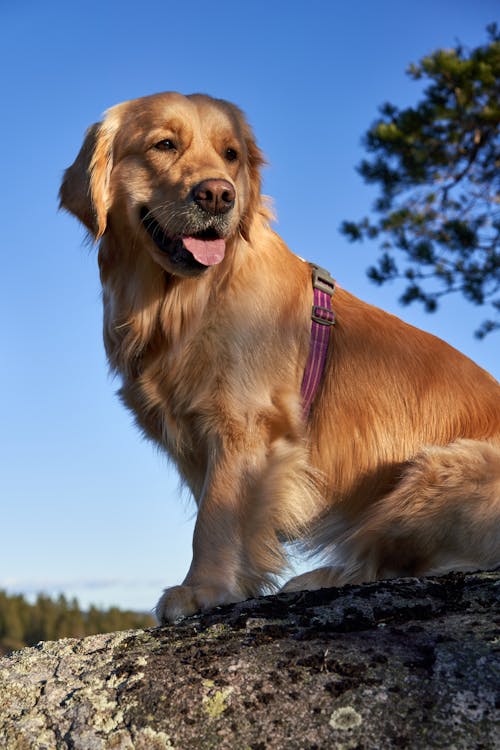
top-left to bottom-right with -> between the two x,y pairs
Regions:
281,565 -> 346,592
350,439 -> 500,579
282,439 -> 500,593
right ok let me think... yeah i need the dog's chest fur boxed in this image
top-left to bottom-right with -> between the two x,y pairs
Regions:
101,260 -> 305,501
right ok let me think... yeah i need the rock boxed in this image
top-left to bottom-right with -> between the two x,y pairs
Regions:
0,571 -> 499,749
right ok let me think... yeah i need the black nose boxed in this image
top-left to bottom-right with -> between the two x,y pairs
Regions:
192,179 -> 235,215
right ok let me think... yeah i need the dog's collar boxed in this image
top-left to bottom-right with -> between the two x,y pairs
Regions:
300,264 -> 336,420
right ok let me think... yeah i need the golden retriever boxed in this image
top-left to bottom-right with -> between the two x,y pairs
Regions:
60,92 -> 500,623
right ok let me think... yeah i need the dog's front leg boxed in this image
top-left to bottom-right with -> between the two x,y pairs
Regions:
155,432 -> 318,624
155,445 -> 261,624
156,509 -> 246,624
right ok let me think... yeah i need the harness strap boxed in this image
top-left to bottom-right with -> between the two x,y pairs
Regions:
300,264 -> 335,419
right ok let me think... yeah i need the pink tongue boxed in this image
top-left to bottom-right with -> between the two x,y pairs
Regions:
182,236 -> 225,266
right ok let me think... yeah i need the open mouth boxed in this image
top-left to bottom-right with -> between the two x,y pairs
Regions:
140,207 -> 226,267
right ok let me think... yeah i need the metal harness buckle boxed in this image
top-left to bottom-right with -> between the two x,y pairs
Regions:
312,304 -> 335,326
311,264 -> 335,326
312,264 -> 336,296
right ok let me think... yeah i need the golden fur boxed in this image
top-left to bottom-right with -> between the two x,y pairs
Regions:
60,92 -> 500,623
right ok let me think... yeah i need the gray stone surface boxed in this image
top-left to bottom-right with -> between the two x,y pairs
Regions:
1,571 -> 499,749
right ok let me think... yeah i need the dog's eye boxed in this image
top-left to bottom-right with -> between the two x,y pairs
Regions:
154,139 -> 177,152
225,147 -> 238,162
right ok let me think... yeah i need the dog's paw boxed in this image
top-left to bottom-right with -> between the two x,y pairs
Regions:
281,565 -> 345,593
155,584 -> 242,624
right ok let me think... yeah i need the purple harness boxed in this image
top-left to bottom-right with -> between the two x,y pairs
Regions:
300,264 -> 336,419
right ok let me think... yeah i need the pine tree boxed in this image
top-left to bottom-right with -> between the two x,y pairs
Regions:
0,591 -> 155,654
0,594 -> 26,652
341,24 -> 500,338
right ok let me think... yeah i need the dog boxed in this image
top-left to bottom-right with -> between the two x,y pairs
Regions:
60,92 -> 500,623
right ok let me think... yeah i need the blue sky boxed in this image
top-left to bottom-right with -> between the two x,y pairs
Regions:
1,0 -> 498,612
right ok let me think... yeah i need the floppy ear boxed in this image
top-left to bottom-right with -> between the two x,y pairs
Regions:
59,119 -> 117,239
240,123 -> 267,241
220,98 -> 268,240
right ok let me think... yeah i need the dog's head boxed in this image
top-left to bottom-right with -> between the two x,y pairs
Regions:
60,92 -> 265,276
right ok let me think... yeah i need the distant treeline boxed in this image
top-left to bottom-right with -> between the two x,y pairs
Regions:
0,590 -> 156,655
